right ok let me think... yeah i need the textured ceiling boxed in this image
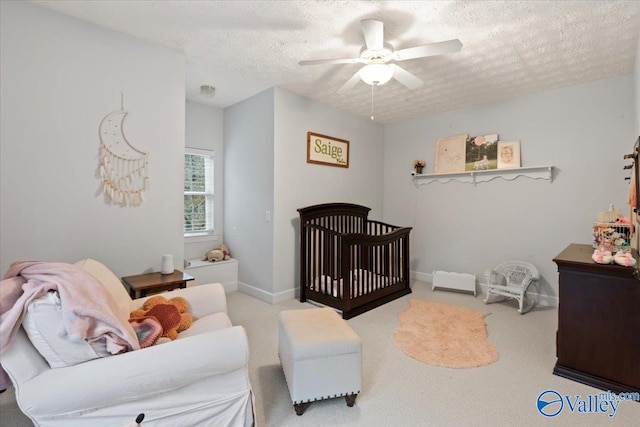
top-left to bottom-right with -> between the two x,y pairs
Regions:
34,1 -> 640,124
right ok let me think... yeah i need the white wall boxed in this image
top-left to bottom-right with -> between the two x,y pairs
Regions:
5,1 -> 635,304
184,101 -> 225,261
223,89 -> 275,296
383,75 -> 634,304
223,87 -> 384,302
272,88 -> 385,300
0,1 -> 185,277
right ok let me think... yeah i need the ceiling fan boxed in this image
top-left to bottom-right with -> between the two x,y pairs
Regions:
300,19 -> 462,94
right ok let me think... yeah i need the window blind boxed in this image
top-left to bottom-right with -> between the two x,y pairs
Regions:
184,151 -> 214,234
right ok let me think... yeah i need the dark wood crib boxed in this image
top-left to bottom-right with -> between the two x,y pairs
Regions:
298,203 -> 412,319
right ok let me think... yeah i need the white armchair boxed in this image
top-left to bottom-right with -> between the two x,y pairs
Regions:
0,259 -> 254,426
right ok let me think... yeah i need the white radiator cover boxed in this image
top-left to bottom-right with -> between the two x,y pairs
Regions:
432,270 -> 477,295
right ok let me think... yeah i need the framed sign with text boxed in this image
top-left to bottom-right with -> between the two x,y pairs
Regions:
307,132 -> 349,168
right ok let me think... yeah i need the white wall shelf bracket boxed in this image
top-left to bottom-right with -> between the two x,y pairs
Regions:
412,166 -> 554,187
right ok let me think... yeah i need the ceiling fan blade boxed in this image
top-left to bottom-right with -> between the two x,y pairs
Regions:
299,57 -> 361,66
393,39 -> 462,61
361,19 -> 384,51
389,64 -> 423,90
336,69 -> 362,94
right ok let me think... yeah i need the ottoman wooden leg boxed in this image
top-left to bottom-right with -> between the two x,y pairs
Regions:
294,402 -> 310,416
345,393 -> 358,407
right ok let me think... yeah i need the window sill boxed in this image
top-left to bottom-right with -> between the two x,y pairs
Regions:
184,233 -> 219,244
186,258 -> 237,269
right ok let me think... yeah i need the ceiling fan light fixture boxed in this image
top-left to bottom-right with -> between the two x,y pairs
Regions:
359,63 -> 393,86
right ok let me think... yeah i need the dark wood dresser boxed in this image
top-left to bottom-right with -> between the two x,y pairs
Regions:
553,243 -> 640,394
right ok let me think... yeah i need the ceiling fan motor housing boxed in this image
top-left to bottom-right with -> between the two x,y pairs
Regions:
359,45 -> 394,64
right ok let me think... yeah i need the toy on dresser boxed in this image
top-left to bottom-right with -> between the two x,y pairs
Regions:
592,205 -> 636,266
592,205 -> 632,252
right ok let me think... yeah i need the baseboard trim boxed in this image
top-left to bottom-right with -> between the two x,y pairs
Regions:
411,270 -> 433,283
532,292 -> 559,308
237,281 -> 296,304
235,273 -> 559,308
188,280 -> 237,293
221,281 -> 238,293
411,270 -> 558,307
477,282 -> 558,307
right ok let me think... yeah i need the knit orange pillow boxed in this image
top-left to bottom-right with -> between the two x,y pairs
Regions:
145,304 -> 181,340
129,296 -> 193,341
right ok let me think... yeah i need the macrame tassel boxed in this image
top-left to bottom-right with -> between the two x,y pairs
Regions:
98,147 -> 148,207
98,110 -> 149,207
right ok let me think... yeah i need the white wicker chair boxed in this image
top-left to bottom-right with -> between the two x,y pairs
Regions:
483,260 -> 539,314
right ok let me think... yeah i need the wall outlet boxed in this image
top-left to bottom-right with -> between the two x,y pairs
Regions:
265,210 -> 271,222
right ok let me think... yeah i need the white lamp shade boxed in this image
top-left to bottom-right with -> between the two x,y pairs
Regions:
359,64 -> 394,85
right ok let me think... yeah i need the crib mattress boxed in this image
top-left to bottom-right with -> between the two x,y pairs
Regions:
310,269 -> 400,298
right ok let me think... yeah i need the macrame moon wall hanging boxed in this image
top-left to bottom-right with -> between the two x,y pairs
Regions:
99,105 -> 149,207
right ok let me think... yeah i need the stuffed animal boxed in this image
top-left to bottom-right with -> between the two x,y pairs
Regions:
203,243 -> 231,262
601,227 -> 621,248
130,295 -> 193,340
204,249 -> 224,262
218,243 -> 230,259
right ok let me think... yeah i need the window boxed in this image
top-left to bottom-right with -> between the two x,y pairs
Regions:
184,148 -> 214,235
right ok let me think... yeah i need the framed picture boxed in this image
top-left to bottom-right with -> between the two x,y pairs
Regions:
465,134 -> 498,171
434,134 -> 467,174
307,132 -> 349,168
497,141 -> 521,169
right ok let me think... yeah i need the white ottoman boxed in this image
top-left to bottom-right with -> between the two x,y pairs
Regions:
278,307 -> 362,415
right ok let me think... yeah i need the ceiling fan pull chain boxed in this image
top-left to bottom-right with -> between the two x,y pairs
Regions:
371,84 -> 375,121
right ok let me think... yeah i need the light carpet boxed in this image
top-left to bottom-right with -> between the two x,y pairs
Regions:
2,281 -> 640,426
393,299 -> 498,368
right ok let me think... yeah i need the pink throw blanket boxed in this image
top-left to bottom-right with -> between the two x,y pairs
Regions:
0,262 -> 140,389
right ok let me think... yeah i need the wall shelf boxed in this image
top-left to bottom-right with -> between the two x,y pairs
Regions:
412,165 -> 554,186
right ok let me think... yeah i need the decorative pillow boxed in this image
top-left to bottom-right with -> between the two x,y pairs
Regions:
22,291 -> 111,368
75,258 -> 132,313
128,317 -> 162,348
